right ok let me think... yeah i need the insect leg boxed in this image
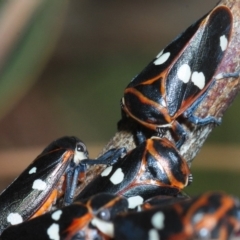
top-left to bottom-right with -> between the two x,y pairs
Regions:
81,147 -> 126,166
184,70 -> 240,126
64,163 -> 82,206
172,121 -> 186,149
215,71 -> 240,80
183,81 -> 221,126
64,164 -> 86,206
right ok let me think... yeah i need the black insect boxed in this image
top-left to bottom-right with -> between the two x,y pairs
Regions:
121,6 -> 233,148
0,136 -> 125,234
77,137 -> 191,208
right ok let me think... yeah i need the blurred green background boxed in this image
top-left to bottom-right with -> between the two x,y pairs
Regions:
0,0 -> 240,197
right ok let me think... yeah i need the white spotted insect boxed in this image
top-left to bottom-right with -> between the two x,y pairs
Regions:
121,5 -> 234,148
105,192 -> 240,240
0,193 -> 128,240
0,136 -> 125,234
76,137 -> 191,207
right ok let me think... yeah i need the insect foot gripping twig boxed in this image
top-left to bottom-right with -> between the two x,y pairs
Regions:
75,0 -> 240,197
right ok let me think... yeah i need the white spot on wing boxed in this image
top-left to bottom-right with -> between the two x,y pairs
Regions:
91,218 -> 114,238
199,228 -> 210,238
29,167 -> 37,174
47,223 -> 60,240
32,179 -> 47,191
192,212 -> 204,224
51,210 -> 62,221
127,196 -> 144,209
151,211 -> 165,230
154,52 -> 170,65
177,64 -> 191,83
110,168 -> 124,185
148,229 -> 160,240
191,71 -> 205,90
220,35 -> 228,51
7,213 -> 23,225
101,166 -> 113,177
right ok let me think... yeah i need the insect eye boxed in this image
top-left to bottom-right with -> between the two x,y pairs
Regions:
76,143 -> 86,153
98,209 -> 111,221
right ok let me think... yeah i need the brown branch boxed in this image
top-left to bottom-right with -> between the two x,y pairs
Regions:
75,0 -> 240,197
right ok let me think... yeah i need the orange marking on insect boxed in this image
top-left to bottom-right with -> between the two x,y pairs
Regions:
79,172 -> 86,182
194,196 -> 236,232
64,212 -> 93,240
30,189 -> 58,219
56,175 -> 66,198
62,150 -> 74,163
147,138 -> 190,189
178,193 -> 237,238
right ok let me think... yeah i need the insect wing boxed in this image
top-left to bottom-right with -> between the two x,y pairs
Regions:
124,6 -> 232,123
0,203 -> 92,240
0,139 -> 76,233
112,192 -> 240,240
123,5 -> 209,122
126,9 -> 209,88
166,6 -> 232,116
146,138 -> 190,187
77,138 -> 190,207
76,143 -> 146,201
